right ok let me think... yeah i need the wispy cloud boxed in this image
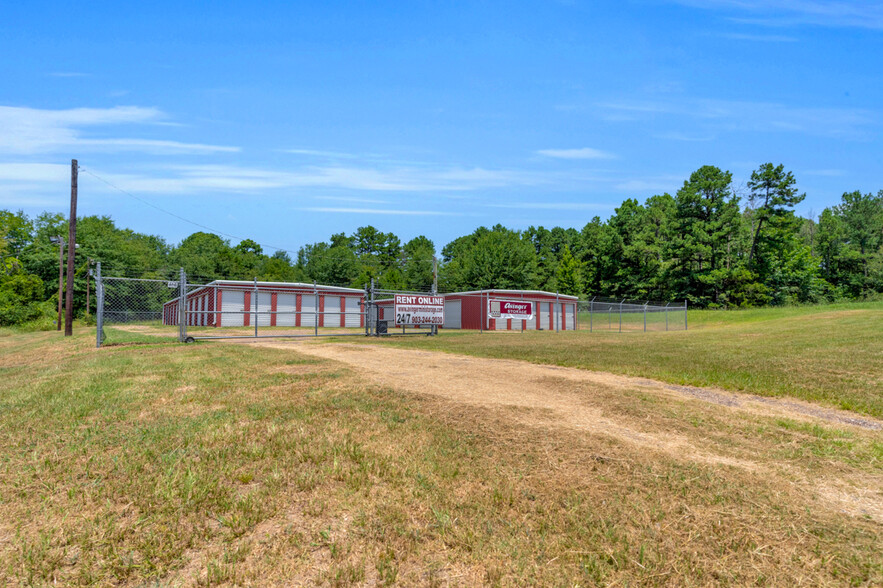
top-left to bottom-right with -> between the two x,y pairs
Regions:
598,98 -> 876,139
673,1 -> 883,30
0,105 -> 238,155
718,32 -> 798,41
487,202 -> 613,211
298,207 -> 462,216
537,147 -> 615,160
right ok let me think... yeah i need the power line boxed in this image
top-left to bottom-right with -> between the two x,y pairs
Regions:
79,167 -> 299,256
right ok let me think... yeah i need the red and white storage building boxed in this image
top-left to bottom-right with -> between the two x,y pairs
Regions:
376,289 -> 578,331
163,280 -> 365,327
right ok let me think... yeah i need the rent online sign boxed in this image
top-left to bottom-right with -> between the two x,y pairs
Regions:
393,295 -> 445,326
489,299 -> 534,320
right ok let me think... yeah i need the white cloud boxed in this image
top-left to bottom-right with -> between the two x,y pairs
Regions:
598,98 -> 876,139
537,147 -> 615,160
673,0 -> 883,29
299,207 -> 462,216
0,105 -> 238,155
718,32 -> 799,41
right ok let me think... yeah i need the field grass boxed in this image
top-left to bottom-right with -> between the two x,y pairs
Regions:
0,322 -> 881,585
372,301 -> 883,418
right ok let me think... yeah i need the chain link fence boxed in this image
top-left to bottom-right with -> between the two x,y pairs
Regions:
95,265 -> 687,347
577,297 -> 688,332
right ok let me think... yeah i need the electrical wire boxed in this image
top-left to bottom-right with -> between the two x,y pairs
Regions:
79,167 -> 300,256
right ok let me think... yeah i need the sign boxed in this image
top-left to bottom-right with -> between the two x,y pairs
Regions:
489,299 -> 534,320
393,294 -> 445,326
167,281 -> 179,289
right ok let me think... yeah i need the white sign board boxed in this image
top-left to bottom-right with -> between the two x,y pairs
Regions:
489,299 -> 534,320
394,294 -> 445,326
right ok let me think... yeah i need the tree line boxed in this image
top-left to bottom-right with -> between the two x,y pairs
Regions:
1,162 -> 881,326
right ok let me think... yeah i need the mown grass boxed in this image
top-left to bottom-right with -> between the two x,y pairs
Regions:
370,301 -> 883,418
0,329 -> 881,585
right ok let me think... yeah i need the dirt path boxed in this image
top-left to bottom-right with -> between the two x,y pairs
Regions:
238,340 -> 883,523
252,341 -> 883,432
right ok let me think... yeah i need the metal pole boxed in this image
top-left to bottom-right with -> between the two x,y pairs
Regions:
619,299 -> 623,333
254,277 -> 259,338
369,278 -> 375,336
684,300 -> 688,331
643,303 -> 647,332
431,256 -> 438,336
314,281 -> 318,337
364,283 -> 370,337
590,297 -> 594,332
64,159 -> 78,337
178,267 -> 186,342
555,291 -> 560,333
665,303 -> 669,331
480,292 -> 483,333
95,262 -> 103,348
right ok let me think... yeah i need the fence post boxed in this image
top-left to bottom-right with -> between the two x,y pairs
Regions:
589,297 -> 594,332
555,291 -> 560,333
480,292 -> 483,334
95,262 -> 103,348
665,302 -> 669,331
314,281 -> 319,337
619,299 -> 623,333
178,268 -> 186,342
253,277 -> 258,338
684,299 -> 688,331
643,302 -> 647,332
364,283 -> 369,337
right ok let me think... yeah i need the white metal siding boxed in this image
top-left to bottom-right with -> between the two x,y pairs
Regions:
257,292 -> 272,326
324,296 -> 341,327
345,297 -> 361,327
494,313 -> 508,330
221,290 -> 245,327
444,299 -> 461,329
301,293 -> 318,327
566,303 -> 575,330
277,293 -> 296,326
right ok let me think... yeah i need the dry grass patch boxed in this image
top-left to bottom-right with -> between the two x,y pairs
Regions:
0,328 -> 880,586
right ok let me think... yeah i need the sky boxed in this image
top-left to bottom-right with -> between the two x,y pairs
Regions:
1,0 -> 881,255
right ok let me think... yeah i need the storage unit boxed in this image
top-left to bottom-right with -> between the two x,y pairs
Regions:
373,289 -> 578,332
163,281 -> 365,328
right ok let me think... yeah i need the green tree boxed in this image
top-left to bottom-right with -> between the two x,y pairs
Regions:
555,245 -> 583,296
667,166 -> 742,306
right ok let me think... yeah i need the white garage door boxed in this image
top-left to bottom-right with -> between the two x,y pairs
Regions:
566,304 -> 575,330
324,296 -> 341,327
221,290 -> 245,327
444,299 -> 461,329
539,302 -> 550,331
257,292 -> 272,326
301,293 -> 317,327
345,297 -> 362,327
277,293 -> 296,326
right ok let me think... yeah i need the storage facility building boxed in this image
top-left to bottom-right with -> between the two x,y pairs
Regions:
163,280 -> 365,327
376,289 -> 578,331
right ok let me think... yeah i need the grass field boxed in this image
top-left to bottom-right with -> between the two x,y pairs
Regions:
0,305 -> 881,585
376,301 -> 883,418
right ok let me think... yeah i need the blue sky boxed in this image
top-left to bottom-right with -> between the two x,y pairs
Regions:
1,0 -> 881,254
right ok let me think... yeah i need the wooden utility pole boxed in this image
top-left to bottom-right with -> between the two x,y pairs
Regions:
64,159 -> 78,336
56,237 -> 64,330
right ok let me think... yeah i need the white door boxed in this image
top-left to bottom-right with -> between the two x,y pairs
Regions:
444,299 -> 461,329
345,297 -> 362,327
324,296 -> 341,327
277,293 -> 296,326
257,292 -> 272,326
221,290 -> 245,327
539,302 -> 550,331
301,293 -> 317,327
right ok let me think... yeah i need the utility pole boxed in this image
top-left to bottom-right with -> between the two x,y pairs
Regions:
64,159 -> 78,336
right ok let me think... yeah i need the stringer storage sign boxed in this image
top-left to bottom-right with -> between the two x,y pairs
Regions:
393,294 -> 445,326
488,299 -> 534,320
